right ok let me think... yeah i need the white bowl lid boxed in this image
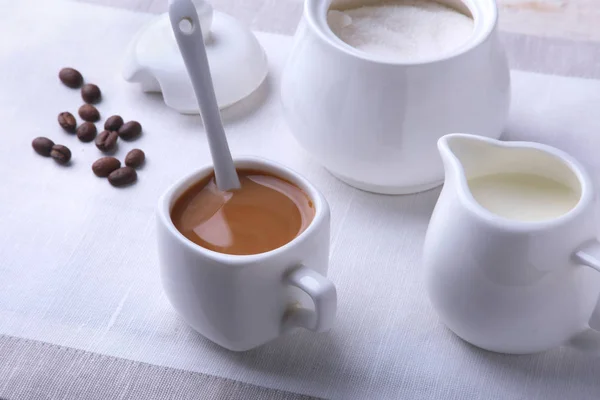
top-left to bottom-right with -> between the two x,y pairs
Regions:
122,3 -> 268,113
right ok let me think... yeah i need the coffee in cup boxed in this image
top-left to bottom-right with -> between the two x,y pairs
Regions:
170,169 -> 315,255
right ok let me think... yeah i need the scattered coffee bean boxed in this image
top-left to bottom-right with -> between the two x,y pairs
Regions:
50,144 -> 71,165
125,149 -> 145,168
58,112 -> 77,133
32,137 -> 55,157
76,122 -> 97,142
104,115 -> 124,131
59,68 -> 83,88
118,121 -> 142,140
81,84 -> 101,104
108,167 -> 137,187
95,130 -> 118,152
78,104 -> 100,122
92,156 -> 121,177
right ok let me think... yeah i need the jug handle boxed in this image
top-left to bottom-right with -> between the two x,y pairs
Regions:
574,240 -> 600,330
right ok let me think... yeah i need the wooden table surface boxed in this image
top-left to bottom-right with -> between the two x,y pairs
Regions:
78,0 -> 599,42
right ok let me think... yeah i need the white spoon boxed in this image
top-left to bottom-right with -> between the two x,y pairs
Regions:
169,0 -> 240,191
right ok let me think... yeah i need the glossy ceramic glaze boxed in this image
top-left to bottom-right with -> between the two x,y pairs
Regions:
424,134 -> 600,354
281,0 -> 510,194
157,157 -> 336,351
122,0 -> 268,113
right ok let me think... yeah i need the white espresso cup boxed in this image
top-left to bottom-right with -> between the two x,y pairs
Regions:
157,157 -> 337,351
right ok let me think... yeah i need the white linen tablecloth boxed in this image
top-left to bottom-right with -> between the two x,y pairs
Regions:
1,1 -> 600,399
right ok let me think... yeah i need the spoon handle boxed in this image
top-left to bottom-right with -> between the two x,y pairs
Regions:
169,0 -> 240,191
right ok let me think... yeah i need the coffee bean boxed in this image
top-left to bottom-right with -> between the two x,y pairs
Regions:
125,149 -> 145,168
95,130 -> 118,152
59,68 -> 83,88
50,144 -> 71,165
118,121 -> 142,140
81,84 -> 101,104
108,167 -> 137,187
78,104 -> 100,122
32,137 -> 55,157
104,115 -> 124,131
76,122 -> 97,142
58,112 -> 77,133
92,156 -> 121,177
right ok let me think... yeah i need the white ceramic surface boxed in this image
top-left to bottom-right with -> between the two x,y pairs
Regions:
424,134 -> 600,354
122,0 -> 268,113
280,0 -> 510,194
157,157 -> 336,351
169,0 -> 240,191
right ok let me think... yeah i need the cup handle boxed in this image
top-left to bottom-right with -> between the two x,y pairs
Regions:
282,266 -> 337,333
574,240 -> 600,330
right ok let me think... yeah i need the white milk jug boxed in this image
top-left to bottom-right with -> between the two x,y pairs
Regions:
424,134 -> 600,354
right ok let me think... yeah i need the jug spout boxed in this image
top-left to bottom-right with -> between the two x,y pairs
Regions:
437,134 -> 504,184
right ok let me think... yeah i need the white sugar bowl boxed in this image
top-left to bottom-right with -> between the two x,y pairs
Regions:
281,0 -> 510,194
